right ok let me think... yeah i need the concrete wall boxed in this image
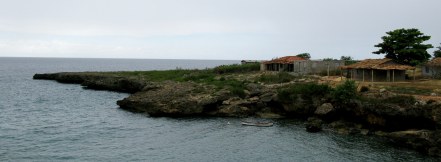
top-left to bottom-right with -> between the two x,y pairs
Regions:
261,60 -> 345,76
422,66 -> 441,78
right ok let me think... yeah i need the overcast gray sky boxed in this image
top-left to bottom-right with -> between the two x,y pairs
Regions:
0,0 -> 440,60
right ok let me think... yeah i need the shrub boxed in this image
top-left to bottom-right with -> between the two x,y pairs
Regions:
383,95 -> 416,106
331,80 -> 358,104
258,72 -> 297,84
182,71 -> 215,82
213,63 -> 260,74
360,86 -> 369,92
278,83 -> 332,102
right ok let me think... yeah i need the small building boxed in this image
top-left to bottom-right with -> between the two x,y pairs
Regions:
261,56 -> 344,75
340,58 -> 415,82
421,57 -> 441,78
260,56 -> 306,72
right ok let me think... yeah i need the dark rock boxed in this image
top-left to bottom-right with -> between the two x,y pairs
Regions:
384,130 -> 441,156
305,117 -> 323,133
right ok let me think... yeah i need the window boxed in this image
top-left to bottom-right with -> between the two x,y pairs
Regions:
425,67 -> 430,73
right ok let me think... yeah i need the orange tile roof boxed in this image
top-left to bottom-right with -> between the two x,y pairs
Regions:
426,57 -> 441,66
340,58 -> 415,70
263,56 -> 306,64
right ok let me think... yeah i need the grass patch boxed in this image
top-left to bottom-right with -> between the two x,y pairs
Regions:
382,95 -> 417,107
109,64 -> 254,98
258,72 -> 297,84
386,86 -> 432,95
213,63 -> 260,74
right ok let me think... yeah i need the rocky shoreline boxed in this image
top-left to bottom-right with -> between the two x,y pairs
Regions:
34,72 -> 441,157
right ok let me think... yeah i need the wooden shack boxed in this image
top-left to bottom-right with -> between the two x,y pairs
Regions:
340,58 -> 415,82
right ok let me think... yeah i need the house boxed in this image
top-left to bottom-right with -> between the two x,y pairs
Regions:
260,56 -> 344,75
260,56 -> 306,72
421,57 -> 441,78
340,58 -> 415,82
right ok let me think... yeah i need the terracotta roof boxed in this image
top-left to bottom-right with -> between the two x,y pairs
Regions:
263,56 -> 306,64
426,57 -> 441,66
340,58 -> 415,70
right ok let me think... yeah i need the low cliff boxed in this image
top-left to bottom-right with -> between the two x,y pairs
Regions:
33,72 -> 441,156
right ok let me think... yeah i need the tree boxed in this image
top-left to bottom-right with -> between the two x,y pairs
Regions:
296,53 -> 311,60
373,28 -> 433,66
434,43 -> 441,58
323,58 -> 335,61
340,56 -> 352,61
340,56 -> 356,65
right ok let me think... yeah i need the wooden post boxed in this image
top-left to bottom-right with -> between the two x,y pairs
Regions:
339,66 -> 342,78
413,69 -> 416,81
387,70 -> 389,82
371,69 -> 374,83
362,69 -> 365,82
327,63 -> 330,77
351,70 -> 354,80
392,70 -> 395,82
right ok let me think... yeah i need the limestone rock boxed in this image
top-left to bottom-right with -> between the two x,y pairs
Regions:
314,103 -> 334,115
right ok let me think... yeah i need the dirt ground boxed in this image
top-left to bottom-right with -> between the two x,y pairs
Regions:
322,75 -> 441,102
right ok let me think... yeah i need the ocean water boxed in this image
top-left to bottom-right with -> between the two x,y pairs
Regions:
0,57 -> 437,161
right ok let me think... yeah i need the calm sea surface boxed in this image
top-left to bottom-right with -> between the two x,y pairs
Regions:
0,57 -> 437,161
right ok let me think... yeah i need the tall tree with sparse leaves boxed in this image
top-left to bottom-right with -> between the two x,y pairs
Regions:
373,28 -> 433,66
340,56 -> 356,65
434,43 -> 441,58
296,53 -> 311,60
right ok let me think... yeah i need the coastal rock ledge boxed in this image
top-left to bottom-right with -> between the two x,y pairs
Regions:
34,72 -> 441,157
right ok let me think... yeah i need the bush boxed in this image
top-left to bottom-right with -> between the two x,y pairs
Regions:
258,72 -> 297,84
278,83 -> 332,102
360,86 -> 369,92
383,95 -> 416,106
213,63 -> 260,74
331,80 -> 358,104
182,71 -> 215,82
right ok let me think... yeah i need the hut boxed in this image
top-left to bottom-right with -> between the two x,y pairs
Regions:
421,57 -> 441,78
260,56 -> 306,72
340,58 -> 415,82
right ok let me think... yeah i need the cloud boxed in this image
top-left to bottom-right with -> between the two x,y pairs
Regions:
0,19 -> 272,37
0,0 -> 440,59
0,39 -> 146,58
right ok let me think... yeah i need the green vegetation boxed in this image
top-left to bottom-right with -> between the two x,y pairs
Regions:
435,43 -> 441,58
373,28 -> 433,66
382,95 -> 417,107
341,56 -> 357,65
108,63 -> 262,98
386,86 -> 433,95
277,80 -> 359,105
331,80 -> 358,104
213,63 -> 260,74
258,72 -> 297,84
296,53 -> 311,60
278,83 -> 331,102
360,86 -> 369,92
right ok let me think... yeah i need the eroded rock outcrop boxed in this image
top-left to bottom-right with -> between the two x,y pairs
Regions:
33,72 -> 441,157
